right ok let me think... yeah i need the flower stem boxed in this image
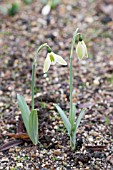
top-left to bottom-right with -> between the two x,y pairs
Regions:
70,133 -> 76,150
31,43 -> 51,110
31,63 -> 35,110
69,28 -> 78,149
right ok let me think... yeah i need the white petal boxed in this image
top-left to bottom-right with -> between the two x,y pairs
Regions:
76,42 -> 85,59
82,41 -> 88,58
42,4 -> 51,16
43,54 -> 51,73
53,53 -> 67,65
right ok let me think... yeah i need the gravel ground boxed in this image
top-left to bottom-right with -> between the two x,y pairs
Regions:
0,0 -> 113,169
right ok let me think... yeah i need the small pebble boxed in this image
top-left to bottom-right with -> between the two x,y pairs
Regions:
89,137 -> 94,142
9,148 -> 15,152
16,147 -> 21,152
53,149 -> 61,156
17,163 -> 23,167
1,157 -> 9,162
107,155 -> 113,165
93,79 -> 100,85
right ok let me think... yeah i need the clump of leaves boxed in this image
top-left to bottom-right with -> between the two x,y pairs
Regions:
0,2 -> 20,16
8,3 -> 20,16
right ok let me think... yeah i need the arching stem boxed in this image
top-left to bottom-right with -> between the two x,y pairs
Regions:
31,43 -> 51,110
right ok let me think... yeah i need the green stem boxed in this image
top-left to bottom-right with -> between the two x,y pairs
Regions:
31,43 -> 51,110
69,57 -> 73,124
69,28 -> 78,149
31,63 -> 35,110
69,28 -> 78,123
70,132 -> 76,150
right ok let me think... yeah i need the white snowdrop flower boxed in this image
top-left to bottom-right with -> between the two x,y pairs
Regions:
43,52 -> 67,73
76,40 -> 88,60
42,4 -> 51,16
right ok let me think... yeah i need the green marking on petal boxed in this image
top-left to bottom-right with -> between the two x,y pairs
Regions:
50,54 -> 55,62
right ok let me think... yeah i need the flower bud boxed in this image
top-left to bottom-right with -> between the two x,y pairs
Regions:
76,40 -> 88,60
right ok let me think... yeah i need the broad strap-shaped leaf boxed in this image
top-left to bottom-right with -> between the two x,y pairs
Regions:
29,109 -> 38,145
76,109 -> 86,131
54,104 -> 71,134
69,103 -> 76,127
17,94 -> 30,134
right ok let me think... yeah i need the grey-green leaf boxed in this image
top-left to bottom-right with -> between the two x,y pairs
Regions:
54,104 -> 71,134
17,94 -> 30,134
29,109 -> 38,145
76,109 -> 86,131
69,103 -> 76,127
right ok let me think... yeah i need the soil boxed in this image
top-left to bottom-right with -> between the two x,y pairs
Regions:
0,0 -> 113,169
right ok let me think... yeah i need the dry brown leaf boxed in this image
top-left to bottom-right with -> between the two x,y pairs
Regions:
0,139 -> 23,152
85,145 -> 107,151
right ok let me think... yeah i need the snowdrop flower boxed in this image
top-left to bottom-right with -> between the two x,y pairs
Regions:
76,40 -> 88,60
42,4 -> 51,16
43,52 -> 67,73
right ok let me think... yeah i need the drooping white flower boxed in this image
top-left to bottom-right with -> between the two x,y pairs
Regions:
43,52 -> 67,73
76,40 -> 88,60
42,4 -> 51,16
